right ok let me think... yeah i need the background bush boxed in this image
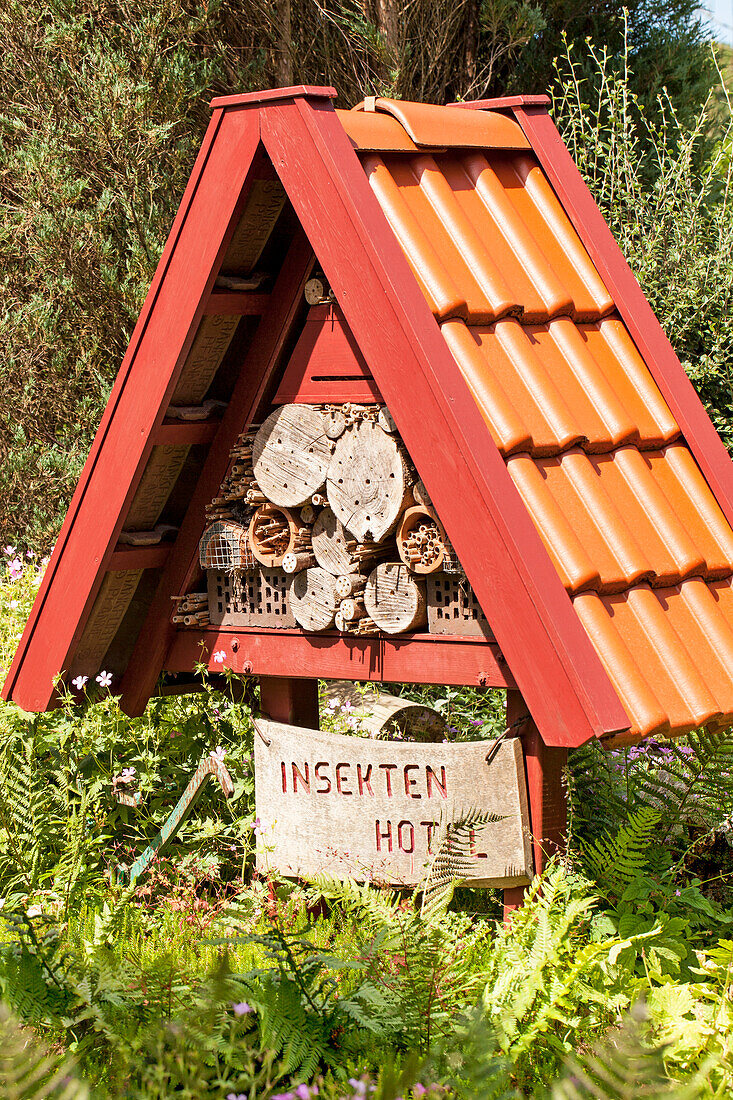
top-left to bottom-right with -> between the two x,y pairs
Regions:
0,0 -> 718,550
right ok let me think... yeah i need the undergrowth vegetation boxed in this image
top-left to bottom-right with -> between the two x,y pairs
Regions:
2,553 -> 733,1098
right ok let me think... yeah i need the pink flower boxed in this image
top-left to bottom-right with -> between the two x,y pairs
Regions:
9,600 -> 18,609
212,649 -> 226,664
8,557 -> 23,578
232,1001 -> 252,1015
72,675 -> 88,690
3,545 -> 16,556
211,746 -> 226,763
96,670 -> 113,688
252,816 -> 263,836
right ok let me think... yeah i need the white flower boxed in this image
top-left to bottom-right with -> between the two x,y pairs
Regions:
212,649 -> 227,664
96,670 -> 113,688
71,675 -> 88,690
211,746 -> 226,763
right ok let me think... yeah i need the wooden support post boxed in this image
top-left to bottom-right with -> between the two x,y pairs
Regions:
259,676 -> 319,728
503,690 -> 567,921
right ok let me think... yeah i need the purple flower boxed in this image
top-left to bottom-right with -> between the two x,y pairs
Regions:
227,1094 -> 246,1100
272,1093 -> 295,1100
96,670 -> 113,688
121,767 -> 136,779
470,718 -> 483,726
232,1001 -> 252,1015
296,1086 -> 318,1099
675,889 -> 681,896
413,1087 -> 428,1097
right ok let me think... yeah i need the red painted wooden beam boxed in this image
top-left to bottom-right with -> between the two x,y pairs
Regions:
165,628 -> 516,688
260,677 -> 320,726
119,229 -> 315,716
154,419 -> 220,446
205,291 -> 270,316
259,94 -> 629,748
108,545 -> 170,571
2,108 -> 263,712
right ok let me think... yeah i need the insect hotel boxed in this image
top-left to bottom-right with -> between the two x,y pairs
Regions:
6,87 -> 733,910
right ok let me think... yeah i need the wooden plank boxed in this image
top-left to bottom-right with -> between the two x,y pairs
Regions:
260,677 -> 319,726
155,420 -> 220,446
260,97 -> 629,747
507,102 -> 733,532
108,545 -> 170,571
205,292 -> 270,315
165,627 -> 515,688
3,108 -> 263,712
119,230 -> 315,715
254,718 -> 533,888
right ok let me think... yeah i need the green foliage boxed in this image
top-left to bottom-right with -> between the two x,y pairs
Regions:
0,1002 -> 89,1100
580,807 -> 663,899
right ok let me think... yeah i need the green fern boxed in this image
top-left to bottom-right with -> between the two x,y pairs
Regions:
579,807 -> 662,898
0,1002 -> 89,1099
420,807 -> 506,923
551,1001 -> 713,1099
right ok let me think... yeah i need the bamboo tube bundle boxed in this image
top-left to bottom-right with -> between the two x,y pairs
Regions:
249,504 -> 311,568
288,568 -> 339,632
396,506 -> 446,574
326,419 -> 412,542
253,405 -> 333,508
171,590 -> 209,626
364,562 -> 427,634
199,521 -> 255,572
340,615 -> 380,636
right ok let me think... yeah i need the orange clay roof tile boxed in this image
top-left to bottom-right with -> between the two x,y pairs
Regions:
351,97 -> 531,149
344,100 -> 733,743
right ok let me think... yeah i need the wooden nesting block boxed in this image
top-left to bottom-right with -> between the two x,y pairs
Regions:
364,562 -> 427,634
326,419 -> 411,542
253,405 -> 333,508
312,506 -> 359,575
249,504 -> 310,568
288,567 -> 339,632
396,506 -> 446,574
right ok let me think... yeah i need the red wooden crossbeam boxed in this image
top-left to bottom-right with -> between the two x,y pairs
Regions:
154,419 -> 220,446
119,229 -> 315,715
165,627 -> 515,688
108,545 -> 170,571
205,291 -> 270,315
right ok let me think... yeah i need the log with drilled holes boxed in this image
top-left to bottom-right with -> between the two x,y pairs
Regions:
249,504 -> 310,568
288,567 -> 339,632
312,506 -> 359,575
253,404 -> 333,508
364,562 -> 427,634
396,506 -> 446,574
326,419 -> 411,542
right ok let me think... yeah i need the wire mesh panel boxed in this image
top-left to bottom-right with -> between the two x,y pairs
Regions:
199,521 -> 255,572
426,573 -> 494,639
207,568 -> 296,628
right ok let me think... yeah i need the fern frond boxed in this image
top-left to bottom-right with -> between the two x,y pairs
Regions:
420,807 -> 506,922
580,806 -> 661,896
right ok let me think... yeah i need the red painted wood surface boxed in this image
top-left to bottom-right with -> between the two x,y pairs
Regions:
260,676 -> 319,726
205,292 -> 270,316
3,108 -> 262,712
155,420 -> 220,446
274,305 -> 382,404
165,627 -> 515,688
503,102 -> 733,532
119,229 -> 315,716
260,95 -> 629,748
211,86 -> 337,110
108,546 -> 170,571
503,689 -> 567,919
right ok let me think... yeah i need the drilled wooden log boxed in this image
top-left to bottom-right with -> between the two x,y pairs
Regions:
323,681 -> 449,741
324,409 -> 347,439
253,404 -> 332,507
377,406 -> 397,433
282,550 -> 317,574
288,567 -> 339,632
326,420 -> 411,542
312,507 -> 359,575
335,573 -> 366,599
364,562 -> 427,634
249,505 -> 306,568
396,506 -> 446,574
339,596 -> 366,621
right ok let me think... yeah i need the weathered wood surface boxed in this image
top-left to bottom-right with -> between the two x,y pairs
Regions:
124,751 -> 233,884
220,179 -> 287,274
312,506 -> 359,574
324,680 -> 448,741
68,570 -> 142,679
125,445 -> 189,530
255,719 -> 533,888
326,419 -> 410,542
253,404 -> 332,507
170,314 -> 239,405
364,562 -> 427,634
288,567 -> 339,631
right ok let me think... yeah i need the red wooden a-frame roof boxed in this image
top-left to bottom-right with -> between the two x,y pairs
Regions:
6,86 -> 733,750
